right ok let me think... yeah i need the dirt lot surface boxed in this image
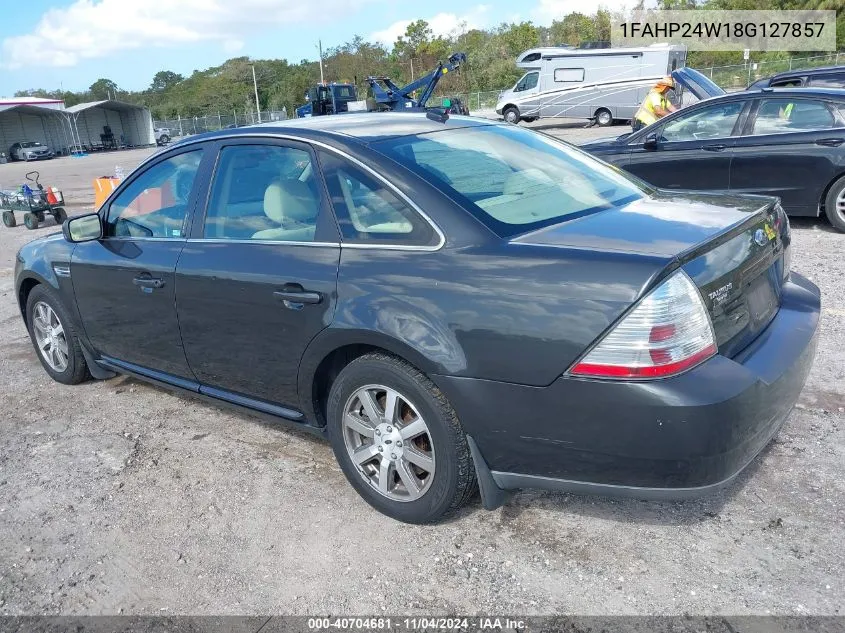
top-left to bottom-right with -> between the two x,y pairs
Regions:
0,127 -> 843,617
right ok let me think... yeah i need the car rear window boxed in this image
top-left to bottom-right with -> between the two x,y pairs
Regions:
374,124 -> 646,237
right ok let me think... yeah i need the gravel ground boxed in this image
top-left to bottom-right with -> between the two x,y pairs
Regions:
0,131 -> 843,617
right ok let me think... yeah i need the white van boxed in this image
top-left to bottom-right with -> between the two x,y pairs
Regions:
496,44 -> 687,126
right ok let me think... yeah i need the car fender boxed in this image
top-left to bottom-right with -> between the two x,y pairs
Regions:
15,237 -> 86,339
297,307 -> 466,420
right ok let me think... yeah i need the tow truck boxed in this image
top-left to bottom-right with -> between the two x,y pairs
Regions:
295,52 -> 468,118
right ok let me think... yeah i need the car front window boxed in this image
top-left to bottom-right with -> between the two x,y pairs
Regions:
375,124 -> 646,237
660,101 -> 743,142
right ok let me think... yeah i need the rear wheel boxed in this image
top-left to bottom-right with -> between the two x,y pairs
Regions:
503,106 -> 520,124
52,207 -> 67,225
26,285 -> 89,385
595,108 -> 613,127
23,213 -> 39,230
159,134 -> 170,144
824,175 -> 845,233
327,353 -> 476,523
2,211 -> 15,227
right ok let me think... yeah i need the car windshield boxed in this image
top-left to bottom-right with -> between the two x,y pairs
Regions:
374,124 -> 647,237
21,142 -> 42,148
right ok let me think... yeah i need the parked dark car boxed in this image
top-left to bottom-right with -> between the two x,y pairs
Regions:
15,114 -> 820,523
748,65 -> 845,90
581,88 -> 845,232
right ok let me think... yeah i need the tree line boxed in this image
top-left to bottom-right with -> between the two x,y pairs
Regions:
14,1 -> 843,119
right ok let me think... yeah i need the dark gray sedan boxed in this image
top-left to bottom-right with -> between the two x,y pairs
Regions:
581,88 -> 845,232
14,113 -> 820,522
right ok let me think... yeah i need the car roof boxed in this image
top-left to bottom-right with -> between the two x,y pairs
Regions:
173,112 -> 497,148
767,65 -> 845,80
738,86 -> 845,99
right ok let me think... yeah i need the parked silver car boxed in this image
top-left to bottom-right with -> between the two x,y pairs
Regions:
10,142 -> 54,161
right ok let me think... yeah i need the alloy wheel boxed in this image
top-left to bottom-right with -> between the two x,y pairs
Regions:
836,187 -> 845,223
32,301 -> 69,372
342,384 -> 436,502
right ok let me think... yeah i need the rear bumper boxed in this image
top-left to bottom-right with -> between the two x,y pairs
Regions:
436,273 -> 820,499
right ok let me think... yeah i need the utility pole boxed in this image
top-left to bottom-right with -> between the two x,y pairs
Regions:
410,58 -> 414,81
318,39 -> 325,84
251,64 -> 261,123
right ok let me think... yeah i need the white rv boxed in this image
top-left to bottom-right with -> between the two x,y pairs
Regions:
496,44 -> 687,126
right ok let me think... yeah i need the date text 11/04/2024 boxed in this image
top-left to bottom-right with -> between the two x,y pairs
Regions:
307,618 -> 527,630
619,21 -> 827,39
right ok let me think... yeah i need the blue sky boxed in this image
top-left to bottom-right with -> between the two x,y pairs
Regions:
0,0 -> 631,96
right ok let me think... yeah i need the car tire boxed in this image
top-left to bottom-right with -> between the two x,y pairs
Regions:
326,352 -> 477,523
159,134 -> 170,144
503,106 -> 520,124
23,213 -> 39,230
2,210 -> 15,227
25,285 -> 90,385
824,175 -> 845,233
52,208 -> 67,225
595,108 -> 613,127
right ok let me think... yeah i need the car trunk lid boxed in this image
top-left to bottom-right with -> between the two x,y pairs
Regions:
512,190 -> 788,358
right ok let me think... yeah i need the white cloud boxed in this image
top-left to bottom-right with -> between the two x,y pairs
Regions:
531,0 -> 647,24
369,5 -> 491,47
0,0 -> 375,70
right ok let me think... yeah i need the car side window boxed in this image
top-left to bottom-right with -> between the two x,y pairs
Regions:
808,73 -> 845,89
770,78 -> 804,88
752,99 -> 835,135
204,144 -> 321,242
318,150 -> 436,247
106,150 -> 202,238
659,102 -> 743,142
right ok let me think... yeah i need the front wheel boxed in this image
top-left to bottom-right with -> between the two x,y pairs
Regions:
824,175 -> 845,232
26,285 -> 90,384
595,108 -> 613,127
159,134 -> 170,144
23,213 -> 39,230
2,210 -> 15,227
503,106 -> 520,124
327,353 -> 477,523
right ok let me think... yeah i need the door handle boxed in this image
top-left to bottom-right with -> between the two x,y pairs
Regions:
133,275 -> 165,289
274,287 -> 322,305
815,138 -> 844,147
702,144 -> 727,152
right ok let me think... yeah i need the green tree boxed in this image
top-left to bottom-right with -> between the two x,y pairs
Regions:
89,78 -> 119,100
149,71 -> 184,93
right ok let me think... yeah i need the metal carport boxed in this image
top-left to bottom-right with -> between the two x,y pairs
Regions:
63,100 -> 155,150
0,104 -> 75,158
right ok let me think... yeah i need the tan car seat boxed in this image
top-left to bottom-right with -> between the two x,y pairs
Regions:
252,179 -> 318,241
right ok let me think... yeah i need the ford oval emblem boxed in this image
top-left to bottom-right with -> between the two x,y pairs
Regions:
754,229 -> 766,246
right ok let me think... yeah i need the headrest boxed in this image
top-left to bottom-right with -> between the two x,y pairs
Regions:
263,179 -> 318,224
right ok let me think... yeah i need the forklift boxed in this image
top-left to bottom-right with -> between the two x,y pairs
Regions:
295,52 -> 468,118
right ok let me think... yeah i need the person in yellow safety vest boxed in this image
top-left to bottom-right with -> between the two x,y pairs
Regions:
632,76 -> 678,132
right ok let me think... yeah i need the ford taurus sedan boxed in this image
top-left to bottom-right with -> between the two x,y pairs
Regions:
14,113 -> 820,523
581,88 -> 845,232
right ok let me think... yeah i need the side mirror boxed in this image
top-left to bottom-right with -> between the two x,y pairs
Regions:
63,213 -> 102,243
643,132 -> 659,150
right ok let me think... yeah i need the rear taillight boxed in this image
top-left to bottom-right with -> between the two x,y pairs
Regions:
570,271 -> 716,379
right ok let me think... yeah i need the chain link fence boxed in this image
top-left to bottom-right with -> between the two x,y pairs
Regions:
154,52 -> 843,131
154,109 -> 288,139
696,52 -> 843,89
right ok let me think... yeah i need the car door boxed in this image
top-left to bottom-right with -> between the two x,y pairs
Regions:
71,147 -> 207,379
175,139 -> 340,411
515,71 -> 541,117
625,98 -> 747,191
730,96 -> 845,215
